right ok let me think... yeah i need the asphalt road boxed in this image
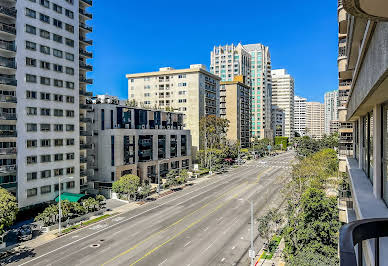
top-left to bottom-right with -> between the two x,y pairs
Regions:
4,152 -> 295,266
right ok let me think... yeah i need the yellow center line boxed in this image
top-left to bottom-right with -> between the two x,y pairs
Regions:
129,183 -> 255,266
101,181 -> 248,266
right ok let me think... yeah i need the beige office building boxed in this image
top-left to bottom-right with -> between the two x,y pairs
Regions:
126,65 -> 220,156
306,102 -> 324,139
220,76 -> 251,147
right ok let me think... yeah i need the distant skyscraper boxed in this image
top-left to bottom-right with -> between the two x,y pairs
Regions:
271,69 -> 295,138
324,90 -> 339,134
306,102 -> 325,139
294,96 -> 307,137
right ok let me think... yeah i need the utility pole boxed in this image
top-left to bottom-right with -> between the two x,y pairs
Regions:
250,200 -> 254,266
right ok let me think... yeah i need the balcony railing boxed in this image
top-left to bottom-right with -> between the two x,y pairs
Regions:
0,6 -> 16,18
0,40 -> 15,52
79,8 -> 92,19
0,22 -> 16,35
0,165 -> 16,173
0,130 -> 16,137
79,22 -> 92,32
79,61 -> 93,71
0,147 -> 16,154
0,57 -> 16,69
80,143 -> 92,149
80,130 -> 92,136
80,103 -> 93,110
80,116 -> 92,123
80,0 -> 93,6
79,49 -> 93,58
0,113 -> 16,120
80,76 -> 93,84
80,156 -> 87,163
0,95 -> 16,103
79,89 -> 93,96
79,37 -> 93,45
339,150 -> 354,156
339,218 -> 388,266
0,77 -> 16,87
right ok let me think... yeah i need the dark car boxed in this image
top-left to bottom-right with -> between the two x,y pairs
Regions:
17,225 -> 33,241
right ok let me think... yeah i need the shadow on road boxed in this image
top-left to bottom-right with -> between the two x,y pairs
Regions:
0,246 -> 36,265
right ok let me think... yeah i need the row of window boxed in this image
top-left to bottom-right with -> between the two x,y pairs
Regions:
27,181 -> 75,198
25,74 -> 74,89
27,168 -> 75,182
25,40 -> 75,61
26,57 -> 74,76
27,153 -> 75,164
27,138 -> 75,148
25,108 -> 75,117
26,123 -> 76,132
27,0 -> 75,17
26,91 -> 74,103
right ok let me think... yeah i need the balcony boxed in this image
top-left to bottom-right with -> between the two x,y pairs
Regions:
0,95 -> 16,103
0,22 -> 15,35
0,113 -> 15,120
80,130 -> 92,136
80,0 -> 93,6
79,22 -> 92,32
80,171 -> 87,177
79,37 -> 93,46
0,77 -> 16,87
340,137 -> 353,143
0,130 -> 16,137
80,156 -> 87,163
79,8 -> 92,19
339,218 -> 388,266
0,6 -> 16,18
0,165 -> 16,174
0,40 -> 15,53
79,61 -> 93,71
80,76 -> 93,84
338,7 -> 347,34
0,57 -> 15,70
80,103 -> 93,110
79,89 -> 93,96
80,143 -> 92,149
79,49 -> 93,58
0,147 -> 16,155
80,116 -> 92,123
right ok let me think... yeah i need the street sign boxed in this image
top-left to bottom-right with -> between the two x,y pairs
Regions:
249,249 -> 255,258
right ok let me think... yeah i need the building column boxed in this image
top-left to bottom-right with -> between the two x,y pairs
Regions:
152,135 -> 158,161
166,135 -> 171,159
134,135 -> 139,164
187,133 -> 192,157
373,104 -> 382,199
358,117 -> 364,169
177,134 -> 182,157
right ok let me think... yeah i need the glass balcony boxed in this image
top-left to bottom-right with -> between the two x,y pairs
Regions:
79,37 -> 93,46
80,130 -> 92,136
80,143 -> 92,149
0,6 -> 16,18
0,113 -> 16,120
0,165 -> 16,174
80,116 -> 92,123
0,57 -> 16,69
0,95 -> 16,103
80,0 -> 93,6
0,130 -> 16,137
79,61 -> 93,71
80,76 -> 93,84
0,77 -> 16,87
79,49 -> 93,58
79,8 -> 92,19
0,22 -> 15,35
0,147 -> 16,154
79,22 -> 92,32
0,40 -> 15,52
80,156 -> 87,163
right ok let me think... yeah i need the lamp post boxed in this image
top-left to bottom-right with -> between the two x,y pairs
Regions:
58,176 -> 74,234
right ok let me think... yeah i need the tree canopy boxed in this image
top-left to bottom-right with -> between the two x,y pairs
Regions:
0,188 -> 18,236
112,174 -> 140,200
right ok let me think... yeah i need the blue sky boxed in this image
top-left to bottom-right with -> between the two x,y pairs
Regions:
87,0 -> 338,103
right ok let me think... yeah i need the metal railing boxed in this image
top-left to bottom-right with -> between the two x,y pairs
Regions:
79,37 -> 93,45
0,22 -> 15,35
79,8 -> 92,19
0,77 -> 16,86
79,49 -> 93,58
79,61 -> 93,71
80,76 -> 93,84
0,147 -> 16,154
0,164 -> 16,173
0,113 -> 16,120
80,130 -> 92,136
0,57 -> 16,69
80,0 -> 93,6
0,6 -> 16,18
80,103 -> 92,110
340,218 -> 388,265
80,116 -> 92,123
0,130 -> 16,137
80,143 -> 92,149
0,40 -> 15,52
79,22 -> 92,32
0,95 -> 16,103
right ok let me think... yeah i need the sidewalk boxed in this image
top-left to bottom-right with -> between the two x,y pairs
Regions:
254,238 -> 285,266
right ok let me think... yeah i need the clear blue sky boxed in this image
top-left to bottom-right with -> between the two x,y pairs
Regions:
87,0 -> 338,103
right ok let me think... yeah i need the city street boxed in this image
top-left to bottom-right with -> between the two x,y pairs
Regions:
4,152 -> 295,266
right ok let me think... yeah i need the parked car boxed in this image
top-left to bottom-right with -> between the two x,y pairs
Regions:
17,225 -> 33,241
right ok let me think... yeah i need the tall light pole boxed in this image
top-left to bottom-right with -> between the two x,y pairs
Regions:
58,176 -> 74,234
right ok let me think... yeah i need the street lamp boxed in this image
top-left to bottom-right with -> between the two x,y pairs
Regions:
58,176 -> 74,234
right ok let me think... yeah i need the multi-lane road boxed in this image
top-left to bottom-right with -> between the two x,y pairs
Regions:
4,152 -> 295,266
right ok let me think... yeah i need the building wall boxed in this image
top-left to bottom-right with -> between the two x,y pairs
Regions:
294,96 -> 307,136
324,90 -> 339,134
306,102 -> 324,139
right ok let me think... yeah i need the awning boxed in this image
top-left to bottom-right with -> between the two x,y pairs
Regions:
55,192 -> 87,203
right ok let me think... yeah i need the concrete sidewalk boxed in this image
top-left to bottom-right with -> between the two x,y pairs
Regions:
254,238 -> 285,266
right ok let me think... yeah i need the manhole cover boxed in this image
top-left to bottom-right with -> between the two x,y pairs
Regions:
100,239 -> 104,242
90,244 -> 100,248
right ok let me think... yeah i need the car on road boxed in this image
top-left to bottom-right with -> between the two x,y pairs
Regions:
17,225 -> 33,241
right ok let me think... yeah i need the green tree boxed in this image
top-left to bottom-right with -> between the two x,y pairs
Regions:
257,209 -> 283,246
96,195 -> 106,209
112,174 -> 141,200
82,198 -> 99,213
0,188 -> 18,236
138,181 -> 151,199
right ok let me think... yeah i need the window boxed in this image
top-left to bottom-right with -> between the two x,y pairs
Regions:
40,92 -> 50,100
26,24 -> 36,35
65,23 -> 74,33
66,110 -> 74,117
53,18 -> 62,28
67,181 -> 75,189
40,139 -> 50,147
66,81 -> 74,89
54,124 -> 63,131
40,185 -> 51,194
40,124 -> 50,132
54,154 -> 63,161
39,0 -> 50,8
26,107 -> 37,115
40,61 -> 50,70
40,108 -> 50,116
66,124 -> 74,131
67,167 -> 74,174
53,3 -> 62,13
66,139 -> 74,146
66,96 -> 74,103
27,172 -> 37,181
65,67 -> 74,75
54,109 -> 63,117
41,154 -> 51,163
53,49 -> 63,58
54,168 -> 63,176
27,123 -> 37,132
53,64 -> 63,72
65,38 -> 74,47
65,9 -> 73,19
26,41 -> 36,51
27,156 -> 37,164
27,188 -> 37,198
26,74 -> 37,83
54,94 -> 63,102
65,0 -> 74,4
40,45 -> 50,55
41,170 -> 51,179
26,8 -> 36,18
54,139 -> 63,146
65,53 -> 74,61
40,77 -> 50,85
39,13 -> 50,23
54,79 -> 63,87
53,34 -> 62,43
26,91 -> 37,99
27,140 -> 37,148
40,29 -> 50,39
66,153 -> 75,160
26,57 -> 37,67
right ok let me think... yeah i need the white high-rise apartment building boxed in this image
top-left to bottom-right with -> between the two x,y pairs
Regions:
210,43 -> 273,139
0,0 -> 94,208
324,90 -> 339,134
294,96 -> 307,137
126,65 -> 220,154
306,102 -> 325,139
271,69 -> 295,138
